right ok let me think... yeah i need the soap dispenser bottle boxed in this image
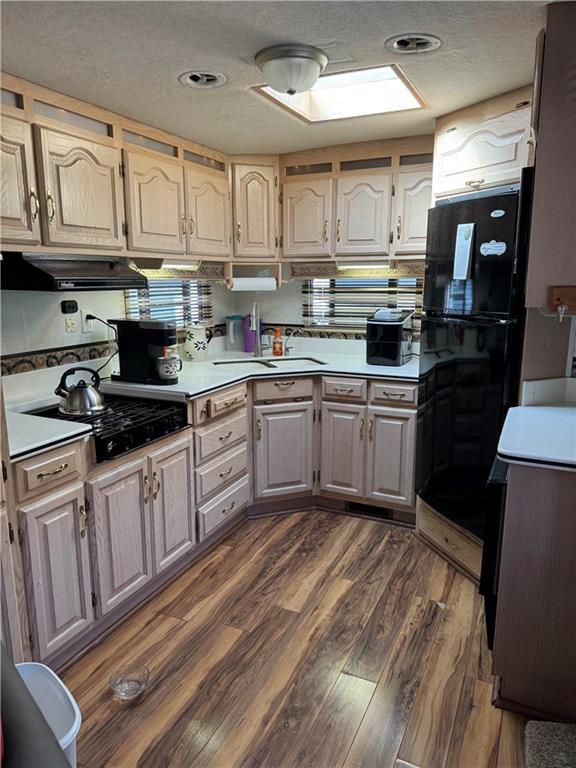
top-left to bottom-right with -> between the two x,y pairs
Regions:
272,327 -> 283,357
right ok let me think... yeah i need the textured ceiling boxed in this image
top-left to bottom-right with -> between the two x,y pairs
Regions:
1,1 -> 546,154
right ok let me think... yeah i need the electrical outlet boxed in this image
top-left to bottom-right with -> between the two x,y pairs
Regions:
65,316 -> 77,333
81,311 -> 95,334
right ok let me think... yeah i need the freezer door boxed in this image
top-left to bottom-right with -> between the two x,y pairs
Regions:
423,192 -> 519,319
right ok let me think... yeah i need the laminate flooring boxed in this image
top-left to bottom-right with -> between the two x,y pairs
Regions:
64,511 -> 526,768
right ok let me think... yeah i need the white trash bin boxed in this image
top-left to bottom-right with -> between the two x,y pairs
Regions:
16,662 -> 81,768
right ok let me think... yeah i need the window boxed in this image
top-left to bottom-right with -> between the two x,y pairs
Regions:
302,276 -> 423,330
125,279 -> 212,328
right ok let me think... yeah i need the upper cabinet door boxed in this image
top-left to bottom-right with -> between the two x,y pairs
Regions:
87,458 -> 152,615
335,173 -> 392,256
283,178 -> 334,257
124,149 -> 186,254
35,126 -> 124,249
185,167 -> 231,257
254,402 -> 314,499
365,406 -> 416,508
433,106 -> 531,198
393,169 -> 432,257
20,484 -> 94,659
148,436 -> 196,574
233,164 -> 276,258
0,116 -> 41,244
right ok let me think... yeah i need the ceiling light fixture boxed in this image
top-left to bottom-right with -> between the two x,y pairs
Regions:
255,44 -> 328,95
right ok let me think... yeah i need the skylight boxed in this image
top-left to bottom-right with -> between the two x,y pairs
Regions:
258,65 -> 424,123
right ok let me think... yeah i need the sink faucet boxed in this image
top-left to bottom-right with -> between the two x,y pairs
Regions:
250,302 -> 262,357
284,327 -> 303,356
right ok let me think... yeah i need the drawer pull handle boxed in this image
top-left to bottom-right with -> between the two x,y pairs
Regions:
464,178 -> 485,188
222,500 -> 236,514
336,386 -> 354,393
382,391 -> 407,400
219,431 -> 233,441
274,381 -> 295,387
37,462 -> 68,479
360,418 -> 365,441
79,505 -> 88,538
152,472 -> 161,500
219,466 -> 234,478
144,475 -> 152,504
368,419 -> 374,442
223,397 -> 239,408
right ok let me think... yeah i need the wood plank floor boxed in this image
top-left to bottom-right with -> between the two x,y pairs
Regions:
64,512 -> 526,768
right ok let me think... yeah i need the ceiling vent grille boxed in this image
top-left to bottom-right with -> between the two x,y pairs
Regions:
385,34 -> 442,54
178,71 -> 227,88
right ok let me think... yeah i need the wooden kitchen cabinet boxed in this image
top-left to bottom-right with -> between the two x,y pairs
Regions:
433,101 -> 531,198
148,436 -> 196,574
254,402 -> 314,498
232,163 -> 277,258
123,149 -> 186,253
282,178 -> 334,257
185,166 -> 231,257
320,402 -> 365,498
0,115 -> 41,244
1,507 -> 25,661
392,168 -> 432,257
19,484 -> 94,659
365,406 -> 416,506
335,172 -> 392,256
87,458 -> 152,615
34,126 -> 124,249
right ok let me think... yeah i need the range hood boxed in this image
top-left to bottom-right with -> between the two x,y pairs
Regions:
1,254 -> 147,291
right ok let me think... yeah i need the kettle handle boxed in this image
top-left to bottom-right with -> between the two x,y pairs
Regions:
55,366 -> 101,396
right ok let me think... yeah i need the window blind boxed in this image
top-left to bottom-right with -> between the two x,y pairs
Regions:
124,279 -> 212,328
302,276 -> 423,330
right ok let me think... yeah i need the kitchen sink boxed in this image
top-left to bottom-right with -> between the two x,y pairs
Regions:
212,360 -> 276,370
212,357 -> 327,370
265,357 -> 327,368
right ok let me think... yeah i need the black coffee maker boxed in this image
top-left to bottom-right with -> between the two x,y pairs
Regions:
366,309 -> 414,366
109,319 -> 182,385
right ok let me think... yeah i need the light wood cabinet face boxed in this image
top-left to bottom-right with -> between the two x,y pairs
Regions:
254,402 -> 314,498
124,149 -> 185,253
233,164 -> 276,258
185,167 -> 230,257
35,126 -> 124,249
335,173 -> 392,256
88,459 -> 152,615
20,484 -> 93,659
149,437 -> 196,574
283,178 -> 333,257
0,116 -> 41,244
433,107 -> 530,197
393,169 -> 432,256
1,507 -> 25,661
365,406 -> 416,507
320,402 -> 365,498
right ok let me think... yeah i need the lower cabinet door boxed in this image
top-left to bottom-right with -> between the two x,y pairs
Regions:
320,402 -> 366,498
87,458 -> 152,615
20,484 -> 93,659
254,402 -> 314,498
149,437 -> 196,574
365,406 -> 416,507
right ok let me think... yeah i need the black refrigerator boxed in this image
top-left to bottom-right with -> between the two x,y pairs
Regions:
416,168 -> 533,540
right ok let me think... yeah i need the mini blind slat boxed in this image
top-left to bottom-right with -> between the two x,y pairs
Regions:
125,279 -> 212,328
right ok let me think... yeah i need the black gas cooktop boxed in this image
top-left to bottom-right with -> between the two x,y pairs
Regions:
34,396 -> 188,462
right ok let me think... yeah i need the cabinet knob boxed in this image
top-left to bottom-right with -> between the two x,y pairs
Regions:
236,222 -> 241,243
189,217 -> 196,235
256,418 -> 262,440
336,218 -> 341,243
396,216 -> 402,241
152,471 -> 160,500
360,418 -> 365,441
29,187 -> 40,222
322,219 -> 328,243
144,475 -> 152,504
79,505 -> 88,538
46,191 -> 56,223
368,419 -> 374,442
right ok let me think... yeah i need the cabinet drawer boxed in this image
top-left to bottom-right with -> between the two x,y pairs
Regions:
254,377 -> 314,402
195,443 -> 248,504
370,381 -> 417,407
194,408 -> 248,464
198,475 -> 249,539
322,376 -> 367,402
192,383 -> 247,425
14,442 -> 84,503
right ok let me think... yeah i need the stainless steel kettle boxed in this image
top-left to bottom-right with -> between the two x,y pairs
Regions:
55,367 -> 106,416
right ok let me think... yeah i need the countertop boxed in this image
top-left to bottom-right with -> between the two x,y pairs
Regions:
100,352 -> 420,402
497,404 -> 576,471
6,410 -> 92,461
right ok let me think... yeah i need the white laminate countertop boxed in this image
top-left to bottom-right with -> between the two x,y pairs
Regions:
497,404 -> 576,471
100,352 -> 420,402
6,410 -> 92,461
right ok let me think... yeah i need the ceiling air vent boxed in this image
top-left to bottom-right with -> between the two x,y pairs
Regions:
178,71 -> 228,88
385,34 -> 442,54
